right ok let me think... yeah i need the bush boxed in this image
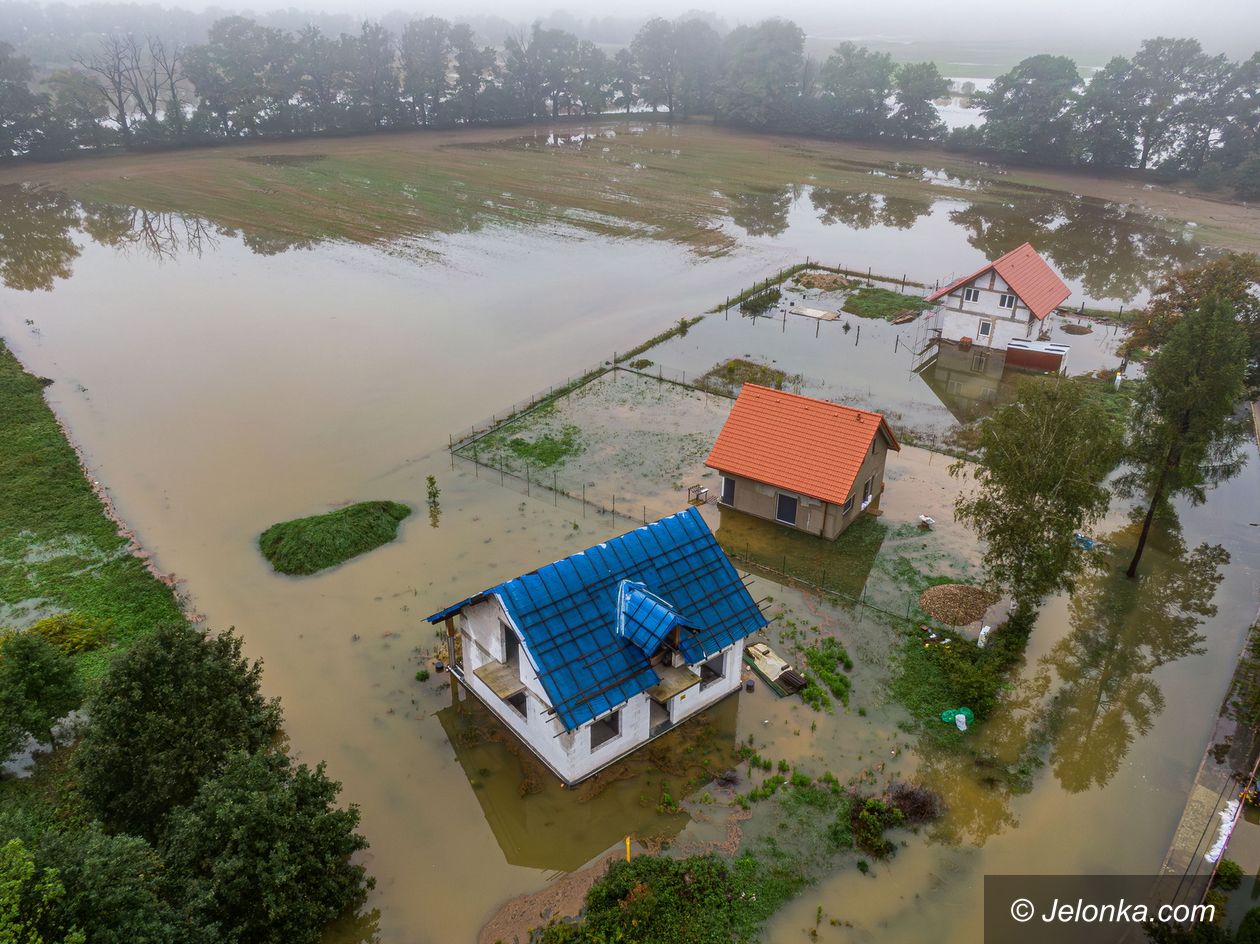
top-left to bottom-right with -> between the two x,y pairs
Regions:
887,782 -> 943,824
161,750 -> 371,944
75,624 -> 281,840
1214,858 -> 1244,891
27,613 -> 110,655
0,631 -> 82,748
258,500 -> 412,576
1237,907 -> 1260,944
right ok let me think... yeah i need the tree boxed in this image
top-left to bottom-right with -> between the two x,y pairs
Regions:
716,19 -> 805,128
448,24 -> 492,124
399,17 -> 450,126
1118,296 -> 1249,576
44,70 -> 112,154
1127,37 -> 1217,170
631,18 -> 678,113
818,43 -> 895,138
345,21 -> 398,131
0,838 -> 84,944
0,43 -> 43,160
674,18 -> 722,116
573,41 -> 610,116
610,48 -> 638,113
0,633 -> 81,749
1073,56 -> 1140,168
160,750 -> 371,944
74,624 -> 281,840
951,376 -> 1122,619
1125,253 -> 1260,389
73,35 -> 133,146
889,61 -> 949,141
35,829 -> 183,944
980,54 -> 1081,163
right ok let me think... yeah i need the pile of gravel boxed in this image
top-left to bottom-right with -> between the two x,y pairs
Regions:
918,583 -> 999,626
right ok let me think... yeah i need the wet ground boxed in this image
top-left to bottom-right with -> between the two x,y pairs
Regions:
1,124 -> 1258,942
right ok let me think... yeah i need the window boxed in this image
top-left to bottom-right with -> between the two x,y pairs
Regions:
862,477 -> 874,503
589,709 -> 621,750
700,652 -> 726,690
963,287 -> 981,303
843,495 -> 855,515
871,438 -> 877,456
505,691 -> 528,720
947,379 -> 963,395
977,319 -> 993,337
501,622 -> 519,666
971,351 -> 988,372
999,293 -> 1016,310
720,476 -> 736,505
776,493 -> 798,526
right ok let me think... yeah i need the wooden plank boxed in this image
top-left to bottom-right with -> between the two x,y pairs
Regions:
474,660 -> 526,700
646,663 -> 700,703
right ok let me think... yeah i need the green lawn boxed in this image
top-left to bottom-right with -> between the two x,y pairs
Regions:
842,286 -> 933,321
0,341 -> 184,679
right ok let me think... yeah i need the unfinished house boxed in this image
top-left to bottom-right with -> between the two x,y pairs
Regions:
923,242 -> 1072,371
705,384 -> 900,540
425,507 -> 767,786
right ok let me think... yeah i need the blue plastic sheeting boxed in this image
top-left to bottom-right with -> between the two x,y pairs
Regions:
616,580 -> 688,656
425,507 -> 767,731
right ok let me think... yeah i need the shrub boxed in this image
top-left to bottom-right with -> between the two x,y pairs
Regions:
741,288 -> 781,315
415,669 -> 430,682
75,624 -> 281,840
0,631 -> 82,747
27,613 -> 110,655
887,782 -> 942,824
1214,858 -> 1244,891
259,500 -> 412,576
161,750 -> 371,944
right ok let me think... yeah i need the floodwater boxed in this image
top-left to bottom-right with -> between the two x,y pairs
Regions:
0,123 -> 1257,944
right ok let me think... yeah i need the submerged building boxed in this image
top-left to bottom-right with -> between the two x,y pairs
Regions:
922,242 -> 1072,372
425,507 -> 766,785
705,384 -> 900,540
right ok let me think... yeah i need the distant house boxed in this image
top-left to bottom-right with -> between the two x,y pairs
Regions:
425,508 -> 766,786
705,384 -> 900,541
924,242 -> 1071,372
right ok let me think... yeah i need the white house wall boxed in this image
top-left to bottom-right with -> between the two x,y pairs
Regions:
458,597 -> 740,781
455,596 -> 745,784
935,271 -> 1041,347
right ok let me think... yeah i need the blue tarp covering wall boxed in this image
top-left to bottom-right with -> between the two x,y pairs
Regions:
426,507 -> 766,730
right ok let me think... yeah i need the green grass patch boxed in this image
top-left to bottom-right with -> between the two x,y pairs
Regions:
697,358 -> 802,395
505,425 -> 581,467
258,500 -> 411,576
841,286 -> 932,321
0,342 -> 184,680
803,637 -> 854,709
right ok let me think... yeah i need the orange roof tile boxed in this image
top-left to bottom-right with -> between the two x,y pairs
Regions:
925,242 -> 1070,320
705,385 -> 900,506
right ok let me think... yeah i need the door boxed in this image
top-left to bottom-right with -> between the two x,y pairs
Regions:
776,493 -> 798,526
721,476 -> 736,505
502,623 -> 519,666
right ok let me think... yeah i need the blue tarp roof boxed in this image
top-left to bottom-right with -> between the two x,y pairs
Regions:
426,507 -> 767,731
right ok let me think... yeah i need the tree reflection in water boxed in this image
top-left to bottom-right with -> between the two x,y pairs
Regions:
1039,518 -> 1226,794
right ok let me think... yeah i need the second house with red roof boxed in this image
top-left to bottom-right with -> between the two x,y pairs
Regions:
705,384 -> 900,541
924,242 -> 1072,372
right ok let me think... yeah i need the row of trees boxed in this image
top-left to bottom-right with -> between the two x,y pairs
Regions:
961,41 -> 1260,195
0,624 -> 372,943
4,13 -> 1253,194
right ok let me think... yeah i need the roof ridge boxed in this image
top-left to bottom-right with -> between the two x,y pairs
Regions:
742,383 -> 887,420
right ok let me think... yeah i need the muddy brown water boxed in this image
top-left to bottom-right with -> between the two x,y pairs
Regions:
0,134 -> 1258,943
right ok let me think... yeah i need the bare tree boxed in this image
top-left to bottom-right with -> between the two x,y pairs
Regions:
150,36 -> 185,138
74,35 -> 132,144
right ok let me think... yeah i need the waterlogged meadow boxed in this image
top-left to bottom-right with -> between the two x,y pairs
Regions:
1,123 -> 1259,943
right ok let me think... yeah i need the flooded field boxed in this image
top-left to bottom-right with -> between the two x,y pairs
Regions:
1,122 -> 1259,943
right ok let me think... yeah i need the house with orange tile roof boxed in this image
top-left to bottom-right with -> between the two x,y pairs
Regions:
922,242 -> 1072,372
705,384 -> 900,540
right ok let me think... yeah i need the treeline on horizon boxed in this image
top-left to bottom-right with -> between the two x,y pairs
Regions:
0,11 -> 1258,199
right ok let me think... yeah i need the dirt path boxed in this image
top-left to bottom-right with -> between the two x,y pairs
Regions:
476,851 -> 619,944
